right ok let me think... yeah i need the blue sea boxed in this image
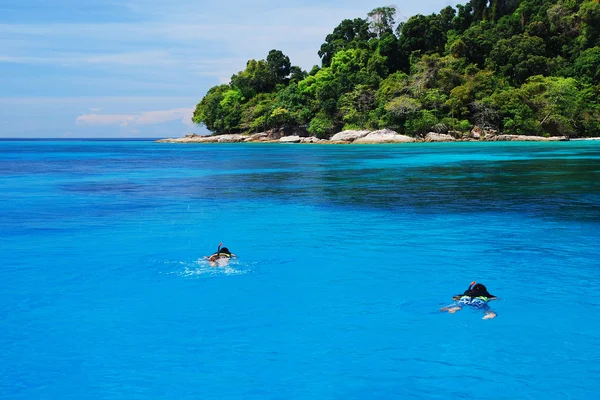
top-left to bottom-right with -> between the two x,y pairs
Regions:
1,139 -> 599,399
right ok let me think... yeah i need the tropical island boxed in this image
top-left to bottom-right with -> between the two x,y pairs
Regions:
160,0 -> 600,144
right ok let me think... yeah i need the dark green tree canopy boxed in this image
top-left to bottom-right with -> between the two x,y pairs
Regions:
266,50 -> 291,84
318,18 -> 374,67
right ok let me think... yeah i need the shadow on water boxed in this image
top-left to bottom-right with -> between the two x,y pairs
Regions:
60,156 -> 600,222
8,141 -> 593,224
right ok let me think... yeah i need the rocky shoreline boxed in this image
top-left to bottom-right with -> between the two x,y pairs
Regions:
156,127 -> 570,144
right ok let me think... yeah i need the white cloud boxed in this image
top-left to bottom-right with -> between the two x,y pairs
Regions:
0,95 -> 198,107
135,108 -> 195,127
0,3 -> 370,74
76,113 -> 135,126
76,107 -> 194,127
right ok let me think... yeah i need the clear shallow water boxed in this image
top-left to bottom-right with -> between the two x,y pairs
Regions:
1,140 -> 599,399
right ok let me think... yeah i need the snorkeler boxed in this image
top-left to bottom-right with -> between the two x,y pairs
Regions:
205,242 -> 236,266
441,281 -> 498,319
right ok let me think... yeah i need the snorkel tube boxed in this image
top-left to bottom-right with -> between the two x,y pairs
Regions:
461,281 -> 477,297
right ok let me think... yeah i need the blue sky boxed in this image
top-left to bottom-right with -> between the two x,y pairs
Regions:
0,0 -> 459,138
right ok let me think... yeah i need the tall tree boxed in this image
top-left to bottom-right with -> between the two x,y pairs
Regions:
266,50 -> 291,84
367,6 -> 397,38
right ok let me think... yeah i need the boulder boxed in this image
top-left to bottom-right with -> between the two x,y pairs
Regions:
469,126 -> 483,139
279,135 -> 301,143
244,132 -> 271,142
301,136 -> 323,143
329,130 -> 371,142
267,129 -> 285,140
353,129 -> 416,144
196,135 -> 221,143
217,134 -> 245,143
425,132 -> 455,142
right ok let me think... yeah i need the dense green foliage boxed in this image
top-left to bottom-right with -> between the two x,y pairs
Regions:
193,0 -> 600,138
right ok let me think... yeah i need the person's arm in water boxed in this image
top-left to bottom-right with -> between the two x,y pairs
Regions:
483,291 -> 498,301
206,243 -> 223,262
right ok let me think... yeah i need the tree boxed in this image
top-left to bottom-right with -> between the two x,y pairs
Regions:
450,21 -> 497,66
268,107 -> 295,128
453,3 -> 474,32
318,18 -> 374,67
266,50 -> 291,84
308,113 -> 335,138
385,96 -> 421,118
573,46 -> 600,84
338,85 -> 377,129
192,84 -> 229,132
230,59 -> 275,98
488,34 -> 549,84
519,75 -> 586,136
289,66 -> 308,84
274,83 -> 312,125
439,6 -> 456,32
367,6 -> 397,38
492,87 -> 539,134
447,70 -> 501,119
376,71 -> 411,105
218,89 -> 244,132
376,31 -> 403,74
405,110 -> 438,134
241,93 -> 275,132
579,0 -> 600,48
398,14 -> 446,58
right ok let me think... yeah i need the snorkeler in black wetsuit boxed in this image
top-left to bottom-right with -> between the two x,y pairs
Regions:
441,281 -> 498,319
206,242 -> 236,266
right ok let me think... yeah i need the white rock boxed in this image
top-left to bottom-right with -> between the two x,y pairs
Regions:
425,132 -> 455,142
329,130 -> 371,142
217,134 -> 245,143
301,136 -> 322,143
353,129 -> 416,144
244,132 -> 270,142
279,135 -> 301,143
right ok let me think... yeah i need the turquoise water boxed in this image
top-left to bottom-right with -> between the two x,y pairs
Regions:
1,140 -> 599,399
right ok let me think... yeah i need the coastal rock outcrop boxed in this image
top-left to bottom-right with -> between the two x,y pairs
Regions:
425,132 -> 455,142
491,135 -> 568,141
156,135 -> 221,143
353,129 -> 416,144
156,130 -> 572,144
329,130 -> 370,142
